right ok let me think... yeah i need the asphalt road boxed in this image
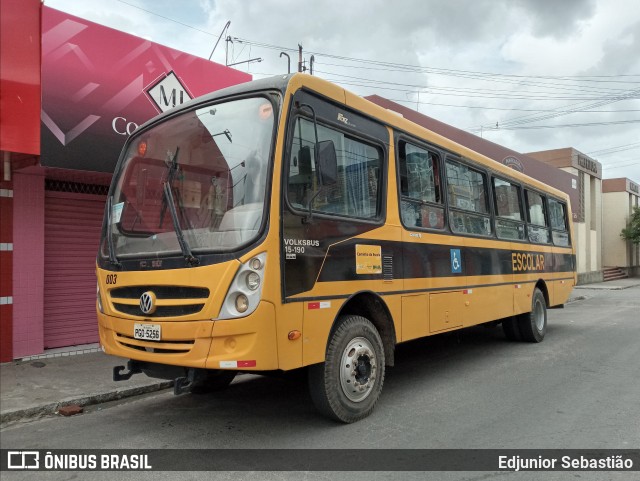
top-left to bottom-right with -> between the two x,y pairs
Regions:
2,286 -> 639,481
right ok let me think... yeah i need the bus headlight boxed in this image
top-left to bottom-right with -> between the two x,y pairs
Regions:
235,294 -> 249,313
246,272 -> 260,290
249,257 -> 262,270
218,253 -> 266,319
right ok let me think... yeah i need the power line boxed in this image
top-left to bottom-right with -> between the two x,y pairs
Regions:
479,119 -> 640,131
381,97 -> 640,113
312,60 -> 640,85
323,78 -> 635,101
588,142 -> 640,156
605,161 -> 640,170
116,0 -> 216,37
313,69 -> 631,97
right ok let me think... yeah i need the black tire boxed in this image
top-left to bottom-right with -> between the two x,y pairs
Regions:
191,370 -> 237,394
516,288 -> 547,343
502,316 -> 522,341
308,315 -> 385,423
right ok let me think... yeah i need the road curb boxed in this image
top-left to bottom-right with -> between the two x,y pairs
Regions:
0,381 -> 172,427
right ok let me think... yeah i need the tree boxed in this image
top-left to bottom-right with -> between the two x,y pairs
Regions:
621,206 -> 640,244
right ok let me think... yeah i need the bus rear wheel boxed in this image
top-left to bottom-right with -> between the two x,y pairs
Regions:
308,315 -> 385,423
516,288 -> 547,343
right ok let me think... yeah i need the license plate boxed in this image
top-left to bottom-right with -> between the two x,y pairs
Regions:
133,323 -> 161,341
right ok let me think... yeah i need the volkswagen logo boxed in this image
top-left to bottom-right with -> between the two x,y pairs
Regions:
139,291 -> 157,315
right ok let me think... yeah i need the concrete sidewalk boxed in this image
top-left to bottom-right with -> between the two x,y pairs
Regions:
574,277 -> 640,291
0,352 -> 170,426
1,277 -> 637,427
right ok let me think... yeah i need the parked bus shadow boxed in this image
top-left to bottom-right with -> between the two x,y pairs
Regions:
127,320 -> 576,440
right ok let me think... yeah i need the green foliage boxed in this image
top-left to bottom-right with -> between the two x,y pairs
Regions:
621,206 -> 640,244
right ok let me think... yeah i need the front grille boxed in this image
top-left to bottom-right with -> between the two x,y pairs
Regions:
113,303 -> 204,317
110,286 -> 209,299
109,285 -> 209,318
115,333 -> 194,354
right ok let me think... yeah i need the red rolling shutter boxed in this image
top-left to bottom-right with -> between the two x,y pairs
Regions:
44,190 -> 106,348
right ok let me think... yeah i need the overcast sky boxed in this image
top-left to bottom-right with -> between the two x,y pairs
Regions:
46,0 -> 640,182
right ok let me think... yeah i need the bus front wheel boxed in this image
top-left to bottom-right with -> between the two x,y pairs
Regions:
308,315 -> 385,423
516,288 -> 547,343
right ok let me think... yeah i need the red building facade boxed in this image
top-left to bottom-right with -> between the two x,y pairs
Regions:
0,3 -> 251,361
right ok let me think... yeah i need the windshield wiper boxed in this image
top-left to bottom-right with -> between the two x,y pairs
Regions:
106,195 -> 122,268
159,147 -> 180,228
163,181 -> 199,267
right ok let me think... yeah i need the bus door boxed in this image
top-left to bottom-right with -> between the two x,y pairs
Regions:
281,90 -> 394,365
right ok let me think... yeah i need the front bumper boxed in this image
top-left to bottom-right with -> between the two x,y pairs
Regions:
98,300 -> 278,370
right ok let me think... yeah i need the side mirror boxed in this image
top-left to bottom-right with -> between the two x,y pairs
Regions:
315,140 -> 337,186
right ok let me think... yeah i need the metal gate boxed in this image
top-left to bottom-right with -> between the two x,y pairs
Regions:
44,189 -> 106,349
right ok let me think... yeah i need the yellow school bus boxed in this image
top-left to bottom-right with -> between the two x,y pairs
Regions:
97,73 -> 576,423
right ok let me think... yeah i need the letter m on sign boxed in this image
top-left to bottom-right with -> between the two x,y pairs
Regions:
145,71 -> 193,113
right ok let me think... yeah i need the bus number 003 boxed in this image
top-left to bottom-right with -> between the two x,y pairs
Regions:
105,274 -> 118,285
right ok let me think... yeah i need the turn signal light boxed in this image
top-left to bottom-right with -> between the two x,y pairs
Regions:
288,330 -> 301,341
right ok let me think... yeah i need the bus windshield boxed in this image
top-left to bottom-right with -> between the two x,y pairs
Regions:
105,96 -> 275,259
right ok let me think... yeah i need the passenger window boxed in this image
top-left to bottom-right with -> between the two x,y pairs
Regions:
548,198 -> 570,246
493,177 -> 525,241
446,160 -> 492,236
287,117 -> 382,219
525,190 -> 551,244
398,142 -> 444,229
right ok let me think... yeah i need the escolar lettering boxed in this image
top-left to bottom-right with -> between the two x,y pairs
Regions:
512,252 -> 545,272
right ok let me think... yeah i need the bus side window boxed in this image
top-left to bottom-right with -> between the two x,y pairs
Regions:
525,190 -> 551,244
398,141 -> 444,230
446,160 -> 492,236
286,117 -> 382,220
548,198 -> 570,246
493,177 -> 526,241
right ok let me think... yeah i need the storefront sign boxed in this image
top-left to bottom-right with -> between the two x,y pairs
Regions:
40,7 -> 251,173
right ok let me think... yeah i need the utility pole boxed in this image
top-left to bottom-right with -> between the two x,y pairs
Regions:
225,35 -> 233,66
298,44 -> 304,73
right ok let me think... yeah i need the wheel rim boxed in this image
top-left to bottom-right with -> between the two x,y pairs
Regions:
339,336 -> 377,402
533,298 -> 545,331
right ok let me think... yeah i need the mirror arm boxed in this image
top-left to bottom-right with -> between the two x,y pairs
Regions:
303,187 -> 323,224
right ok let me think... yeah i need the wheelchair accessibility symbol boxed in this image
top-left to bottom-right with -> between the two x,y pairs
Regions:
450,249 -> 462,274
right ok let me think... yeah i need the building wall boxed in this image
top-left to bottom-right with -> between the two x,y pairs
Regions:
0,178 -> 13,362
602,191 -> 631,267
3,7 -> 253,360
602,181 -> 640,270
12,171 -> 45,358
533,150 -> 603,283
0,0 -> 41,155
0,0 -> 42,362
